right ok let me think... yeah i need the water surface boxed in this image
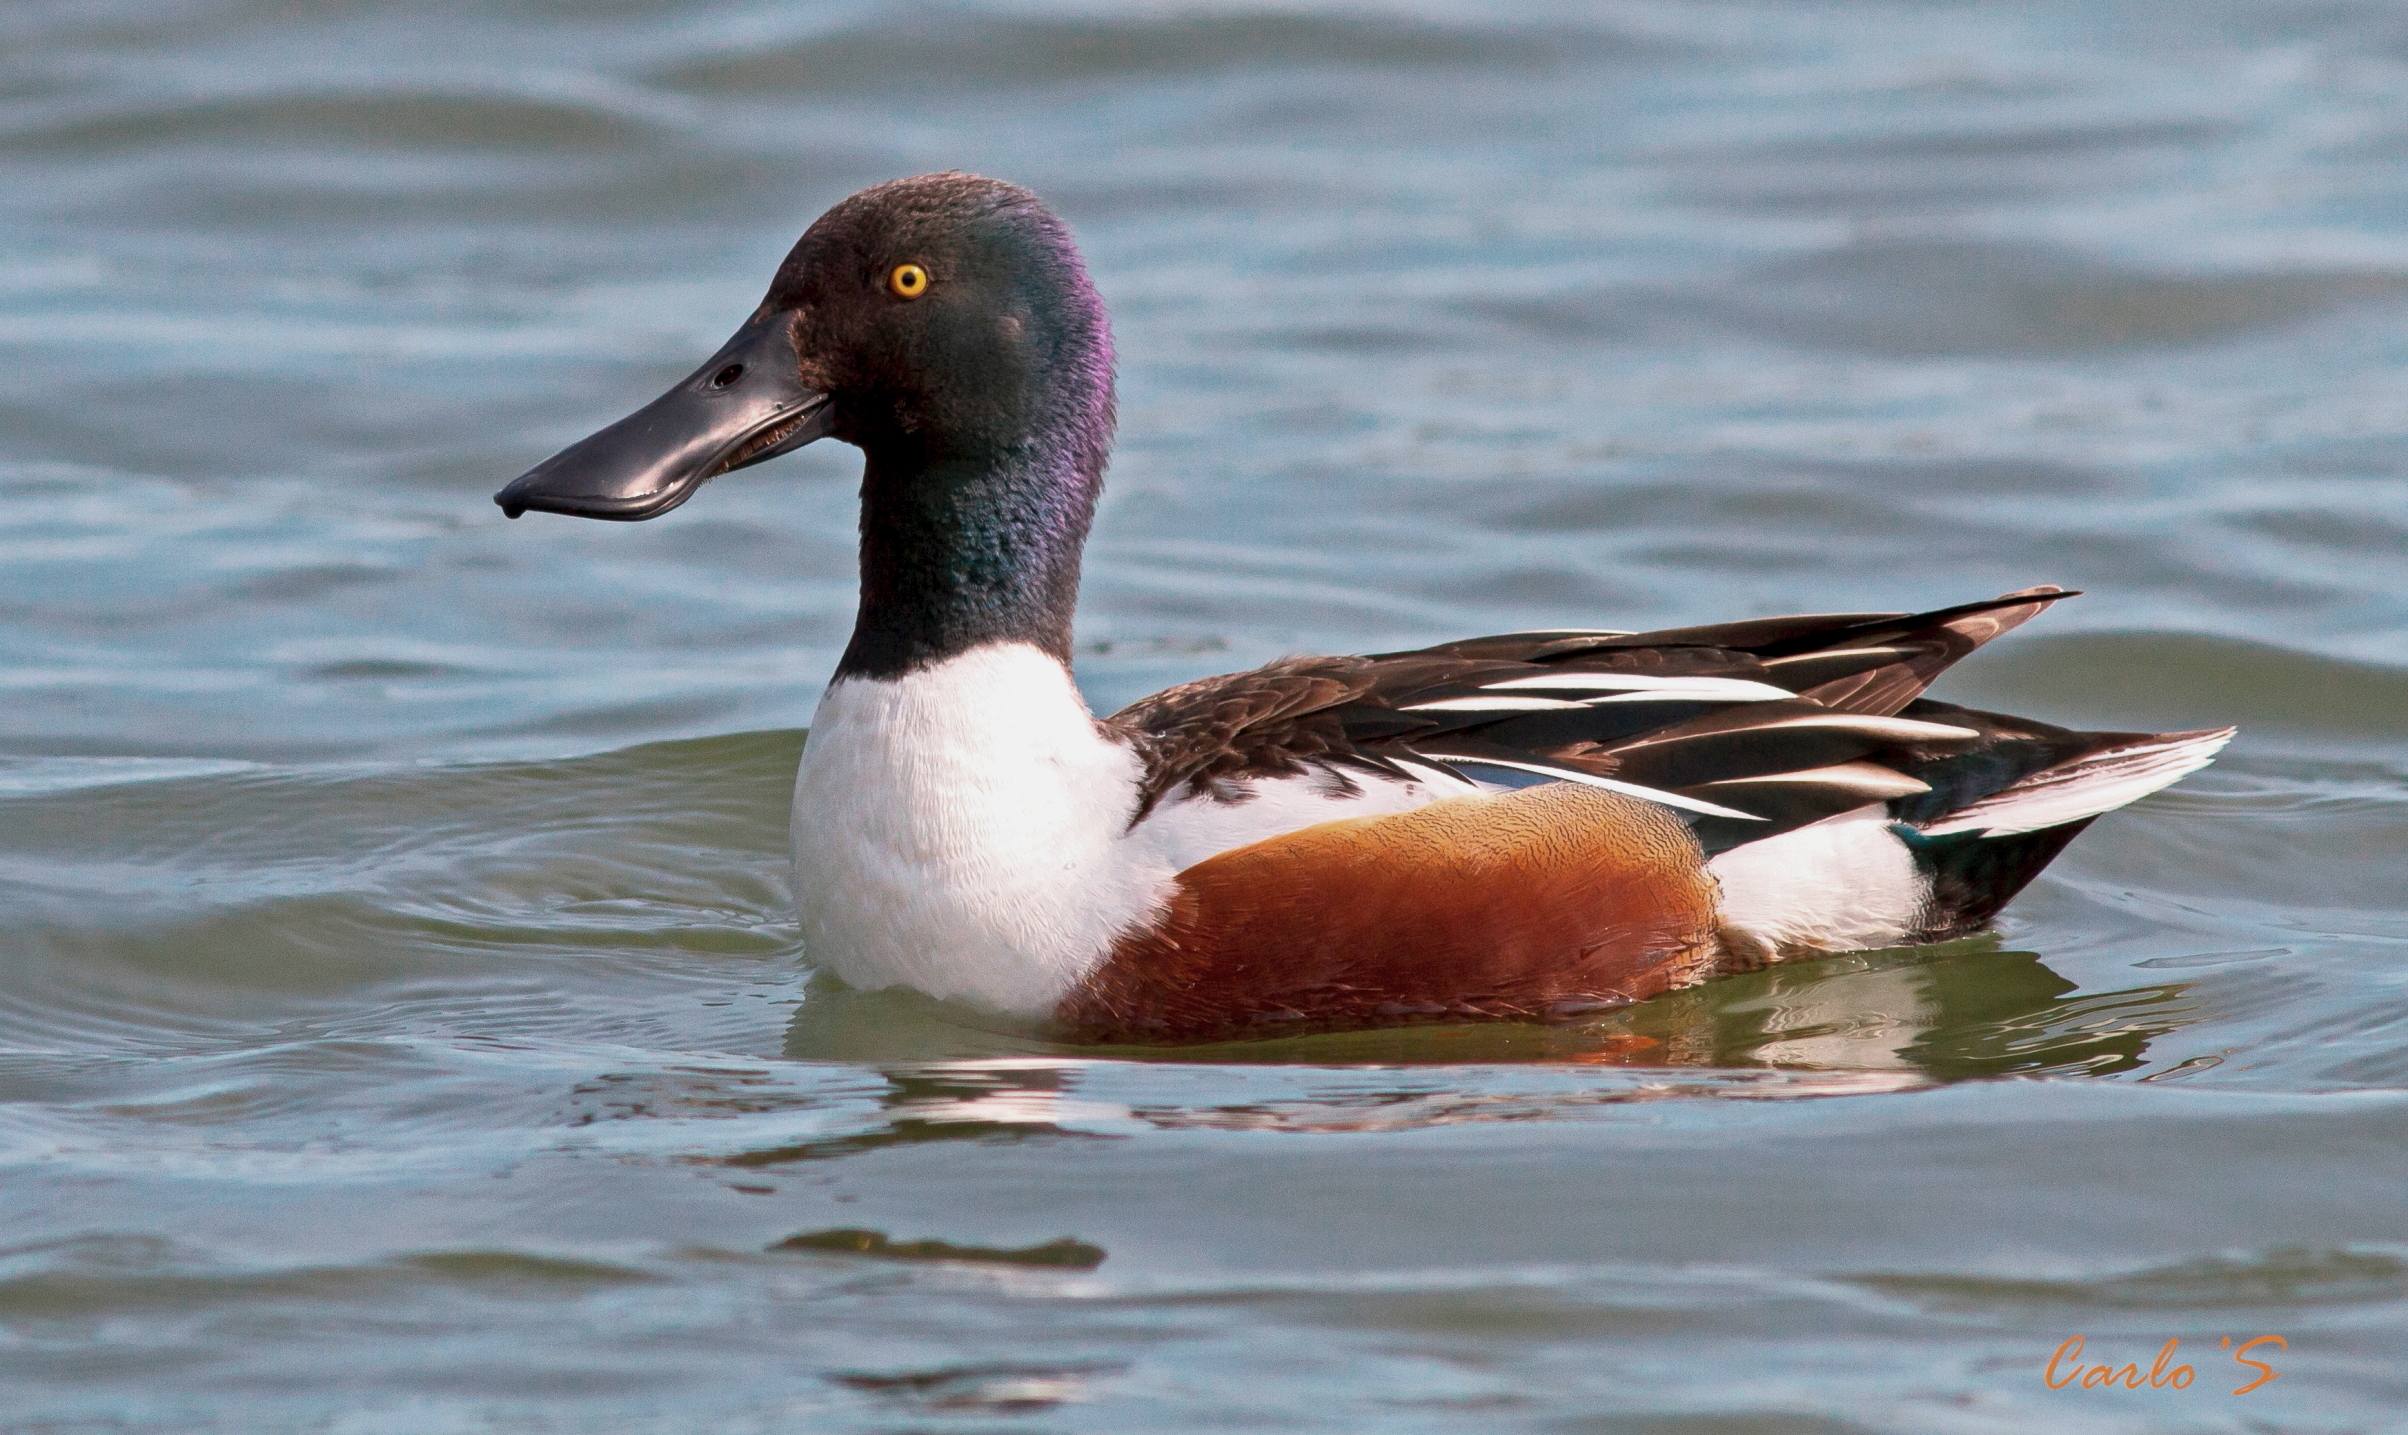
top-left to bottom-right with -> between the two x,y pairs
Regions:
3,1 -> 2406,1430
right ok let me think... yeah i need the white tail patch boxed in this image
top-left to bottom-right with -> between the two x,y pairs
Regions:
1919,728 -> 2234,837
1708,804 -> 1928,960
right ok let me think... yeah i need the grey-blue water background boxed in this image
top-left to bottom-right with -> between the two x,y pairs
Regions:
4,1 -> 2406,1430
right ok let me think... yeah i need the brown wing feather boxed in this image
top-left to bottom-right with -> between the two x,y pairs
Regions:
1104,656 -> 1382,823
1791,585 -> 2065,715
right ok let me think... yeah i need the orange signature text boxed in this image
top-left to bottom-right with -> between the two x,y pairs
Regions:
2044,1336 -> 2284,1395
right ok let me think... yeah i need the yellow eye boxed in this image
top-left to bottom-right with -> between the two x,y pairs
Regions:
887,263 -> 929,299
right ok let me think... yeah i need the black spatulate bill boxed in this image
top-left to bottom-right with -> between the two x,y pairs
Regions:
494,311 -> 833,522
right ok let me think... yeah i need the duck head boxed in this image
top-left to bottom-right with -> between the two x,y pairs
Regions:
495,172 -> 1115,675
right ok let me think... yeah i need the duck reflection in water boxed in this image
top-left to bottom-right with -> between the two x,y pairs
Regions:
734,941 -> 2200,1160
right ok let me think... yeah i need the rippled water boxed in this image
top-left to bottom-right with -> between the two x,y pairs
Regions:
4,1 -> 2407,1430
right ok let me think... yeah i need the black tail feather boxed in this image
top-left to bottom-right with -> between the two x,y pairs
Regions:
1904,818 -> 2095,941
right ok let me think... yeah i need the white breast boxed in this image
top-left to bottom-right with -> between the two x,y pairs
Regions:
791,644 -> 1170,1014
789,643 -> 1467,1016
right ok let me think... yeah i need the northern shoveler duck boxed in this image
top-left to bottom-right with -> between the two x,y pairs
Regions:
496,173 -> 2231,1044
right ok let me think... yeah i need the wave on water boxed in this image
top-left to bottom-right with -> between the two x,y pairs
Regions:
1,90 -> 660,157
658,11 -> 1672,94
0,731 -> 805,1059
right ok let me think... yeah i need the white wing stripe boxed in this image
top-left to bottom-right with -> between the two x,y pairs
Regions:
1694,762 -> 1932,798
1423,753 -> 1764,821
1582,685 -> 1792,705
1760,646 -> 1916,668
1400,696 -> 1590,713
1621,713 -> 1980,747
1482,673 -> 1794,699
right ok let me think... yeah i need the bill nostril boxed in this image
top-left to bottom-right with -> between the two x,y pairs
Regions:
710,363 -> 745,388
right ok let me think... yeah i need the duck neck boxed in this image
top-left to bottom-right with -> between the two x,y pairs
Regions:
834,436 -> 1101,682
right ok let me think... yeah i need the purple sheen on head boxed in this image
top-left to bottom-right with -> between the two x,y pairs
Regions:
1011,189 -> 1116,472
802,174 -> 1125,681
